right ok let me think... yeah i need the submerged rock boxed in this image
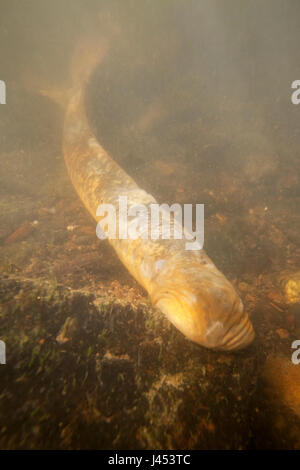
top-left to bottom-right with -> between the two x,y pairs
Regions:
284,273 -> 300,305
254,355 -> 300,450
0,274 -> 258,450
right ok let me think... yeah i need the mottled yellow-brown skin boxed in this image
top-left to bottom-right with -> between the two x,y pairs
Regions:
61,40 -> 254,351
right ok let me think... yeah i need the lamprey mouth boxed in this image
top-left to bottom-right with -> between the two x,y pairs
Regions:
218,315 -> 255,351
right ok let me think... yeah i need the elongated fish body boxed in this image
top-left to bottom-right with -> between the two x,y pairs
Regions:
61,40 -> 254,351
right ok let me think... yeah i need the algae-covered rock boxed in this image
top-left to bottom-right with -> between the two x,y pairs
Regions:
284,273 -> 300,305
0,274 -> 258,450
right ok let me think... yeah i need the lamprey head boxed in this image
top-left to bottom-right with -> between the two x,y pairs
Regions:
151,254 -> 255,351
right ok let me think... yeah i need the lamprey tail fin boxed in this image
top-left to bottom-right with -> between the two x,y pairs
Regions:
70,34 -> 110,87
39,34 -> 112,109
39,85 -> 71,109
